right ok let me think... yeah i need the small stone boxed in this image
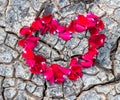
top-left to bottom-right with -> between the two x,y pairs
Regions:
64,79 -> 73,87
16,79 -> 26,90
71,38 -> 88,56
0,76 -> 4,91
65,95 -> 76,100
63,86 -> 75,97
14,91 -> 28,100
31,75 -> 45,86
54,39 -> 66,50
38,46 -> 51,59
14,61 -> 31,80
114,8 -> 120,23
43,3 -> 56,15
51,51 -> 60,61
97,71 -> 107,81
0,64 -> 14,77
33,87 -> 44,97
82,66 -> 99,75
46,86 -> 63,97
73,79 -> 83,94
0,28 -> 7,44
0,44 -> 19,63
3,78 -> 15,87
115,83 -> 120,93
95,85 -> 114,95
26,81 -> 36,93
89,4 -> 105,17
77,90 -> 101,100
97,47 -> 112,69
30,0 -> 42,11
43,34 -> 58,46
114,42 -> 120,78
65,38 -> 80,49
5,34 -> 18,48
75,2 -> 86,14
82,74 -> 101,90
57,0 -> 70,8
4,88 -> 16,99
106,0 -> 120,8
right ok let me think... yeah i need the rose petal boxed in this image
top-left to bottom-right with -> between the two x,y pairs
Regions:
89,34 -> 106,48
97,20 -> 104,30
68,65 -> 82,80
80,59 -> 93,68
82,47 -> 98,60
51,64 -> 66,83
59,32 -> 71,40
26,59 -> 35,67
55,76 -> 65,84
67,20 -> 76,33
18,39 -> 25,47
30,18 -> 43,32
89,27 -> 99,36
22,48 -> 34,59
19,27 -> 32,37
75,14 -> 88,26
68,72 -> 79,80
75,24 -> 87,32
70,58 -> 79,67
87,12 -> 99,19
49,19 -> 58,34
57,25 -> 66,33
34,55 -> 46,63
30,64 -> 41,74
58,66 -> 71,75
44,67 -> 55,84
41,14 -> 52,24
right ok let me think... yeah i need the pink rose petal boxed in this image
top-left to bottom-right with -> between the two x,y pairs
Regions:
59,32 -> 72,40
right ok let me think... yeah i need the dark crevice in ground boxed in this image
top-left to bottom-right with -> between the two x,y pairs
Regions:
110,37 -> 120,78
42,81 -> 47,100
76,78 -> 120,97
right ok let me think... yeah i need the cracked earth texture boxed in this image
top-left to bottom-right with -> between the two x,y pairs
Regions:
0,0 -> 120,100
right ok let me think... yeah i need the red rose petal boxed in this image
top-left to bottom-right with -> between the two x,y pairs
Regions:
80,59 -> 93,68
18,39 -> 25,47
57,25 -> 66,33
75,14 -> 88,26
97,20 -> 104,30
26,59 -> 35,67
75,24 -> 87,32
68,65 -> 83,80
82,47 -> 98,60
51,64 -> 66,84
19,27 -> 32,37
87,12 -> 99,19
30,64 -> 41,74
34,55 -> 46,63
41,14 -> 52,24
58,66 -> 71,75
70,58 -> 79,67
30,18 -> 43,32
67,20 -> 76,33
89,34 -> 106,48
89,27 -> 99,36
44,67 -> 55,84
22,48 -> 35,59
49,19 -> 58,34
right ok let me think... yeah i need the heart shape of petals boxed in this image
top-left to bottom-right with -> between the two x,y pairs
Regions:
18,12 -> 106,84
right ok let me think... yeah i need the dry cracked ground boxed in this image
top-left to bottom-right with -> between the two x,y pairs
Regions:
0,0 -> 120,100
